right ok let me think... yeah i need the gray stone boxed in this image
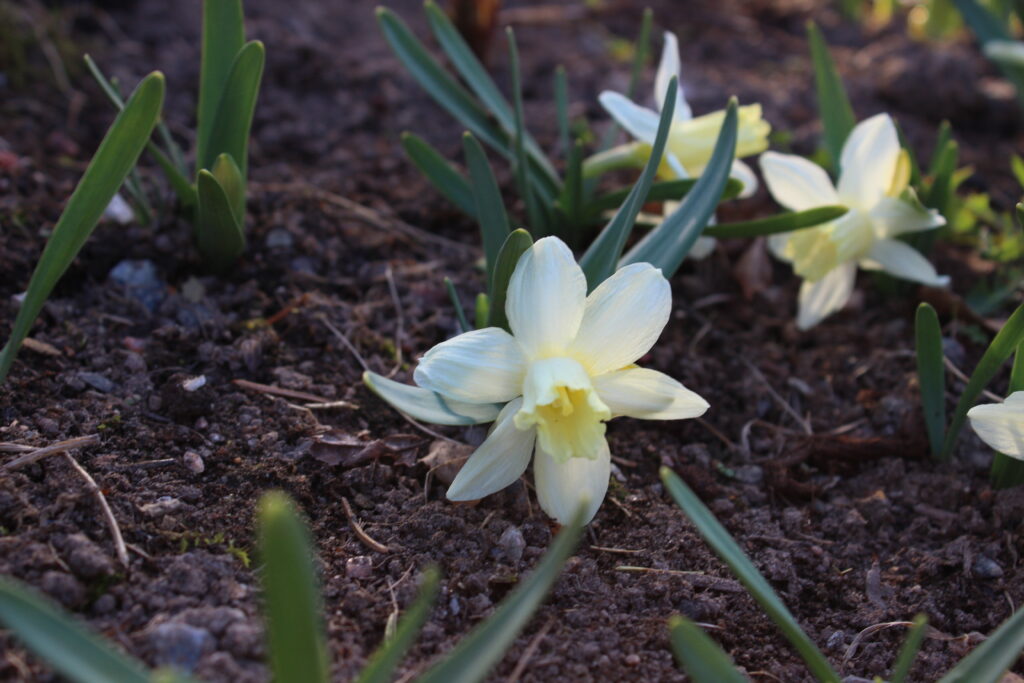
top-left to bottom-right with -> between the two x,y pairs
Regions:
496,526 -> 526,563
265,229 -> 293,250
148,622 -> 215,672
78,372 -> 116,394
109,259 -> 165,312
974,555 -> 1004,579
346,555 -> 373,579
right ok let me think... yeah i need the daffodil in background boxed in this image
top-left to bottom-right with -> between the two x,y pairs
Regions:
598,31 -> 771,258
968,392 -> 1024,458
759,113 -> 949,330
388,237 -> 708,525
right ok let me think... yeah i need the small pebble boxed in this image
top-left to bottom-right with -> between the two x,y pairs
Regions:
974,555 -> 1004,579
108,259 -> 165,312
78,371 -> 116,394
496,526 -> 526,563
346,556 -> 374,579
183,450 -> 205,474
624,654 -> 641,667
148,622 -> 215,672
140,497 -> 183,517
265,228 -> 294,249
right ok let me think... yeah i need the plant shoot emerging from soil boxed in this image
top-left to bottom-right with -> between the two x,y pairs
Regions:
375,237 -> 708,524
760,113 -> 949,329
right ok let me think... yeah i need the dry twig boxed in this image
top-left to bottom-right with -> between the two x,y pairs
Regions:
62,453 -> 129,569
3,435 -> 101,470
342,497 -> 390,554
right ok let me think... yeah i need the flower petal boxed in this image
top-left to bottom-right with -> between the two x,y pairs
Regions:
446,399 -> 536,500
569,263 -> 671,375
968,392 -> 1024,458
594,367 -> 709,420
759,151 -> 839,211
730,159 -> 759,198
870,197 -> 945,239
533,439 -> 610,525
414,327 -> 527,404
506,236 -> 587,359
796,261 -> 857,330
599,91 -> 660,145
861,239 -> 950,287
837,113 -> 900,209
654,31 -> 693,121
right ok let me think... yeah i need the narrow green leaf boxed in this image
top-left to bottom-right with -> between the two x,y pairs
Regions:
927,121 -> 954,177
422,0 -> 557,187
595,7 -> 653,156
991,341 -> 1024,487
955,0 -> 1024,101
356,567 -> 440,683
258,492 -> 329,683
0,575 -> 151,683
924,139 -> 958,216
0,73 -> 164,385
198,0 -> 245,175
941,302 -> 1024,460
939,605 -> 1024,682
667,615 -> 747,683
376,7 -> 556,202
401,132 -> 476,217
704,205 -> 847,239
506,27 -> 545,235
555,66 -> 570,159
890,615 -> 928,683
363,371 -> 502,425
660,468 -> 841,682
580,77 -> 678,289
462,133 -> 510,283
195,169 -> 246,272
915,303 -> 947,459
585,177 -> 743,219
621,99 -> 738,278
807,21 -> 856,173
488,229 -> 533,332
474,293 -> 490,330
211,153 -> 245,226
559,140 -> 584,247
1011,155 -> 1024,189
200,40 -> 265,176
416,505 -> 585,683
444,277 -> 472,334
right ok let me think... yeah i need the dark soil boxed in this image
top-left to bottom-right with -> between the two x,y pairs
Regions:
3,0 -> 1024,681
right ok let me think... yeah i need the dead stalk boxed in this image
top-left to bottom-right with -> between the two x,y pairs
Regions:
342,497 -> 390,554
62,453 -> 129,570
3,435 -> 101,470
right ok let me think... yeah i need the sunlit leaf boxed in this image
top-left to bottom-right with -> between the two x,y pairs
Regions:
0,73 -> 164,384
704,205 -> 847,239
915,303 -> 947,459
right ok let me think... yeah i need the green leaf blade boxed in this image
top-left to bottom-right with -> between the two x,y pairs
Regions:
199,40 -> 265,176
401,132 -> 476,217
258,492 -> 330,683
0,72 -> 165,384
198,0 -> 245,173
488,229 -> 534,332
890,614 -> 928,683
463,133 -> 511,283
363,371 -> 502,425
667,616 -> 747,683
0,575 -> 152,683
621,98 -> 739,278
704,205 -> 847,239
660,468 -> 841,683
939,606 -> 1024,683
915,303 -> 947,459
195,169 -> 246,272
807,21 -> 856,173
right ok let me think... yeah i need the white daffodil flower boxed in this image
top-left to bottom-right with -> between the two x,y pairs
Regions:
599,32 -> 771,260
412,236 -> 709,525
759,113 -> 949,330
968,392 -> 1024,458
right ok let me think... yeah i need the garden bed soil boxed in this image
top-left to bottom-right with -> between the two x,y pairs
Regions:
3,0 -> 1024,680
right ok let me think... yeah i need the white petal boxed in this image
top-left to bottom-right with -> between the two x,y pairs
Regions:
654,31 -> 693,121
870,197 -> 945,239
796,261 -> 857,330
862,240 -> 949,287
446,399 -> 536,500
837,113 -> 900,209
533,439 -> 610,525
414,328 -> 527,404
506,236 -> 587,359
759,151 -> 839,211
599,91 -> 660,145
730,159 -> 759,198
968,392 -> 1024,458
569,263 -> 671,375
594,367 -> 709,420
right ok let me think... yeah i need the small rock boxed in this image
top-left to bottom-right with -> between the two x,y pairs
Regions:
265,228 -> 294,250
624,654 -> 641,667
140,497 -> 183,517
40,571 -> 85,608
496,526 -> 526,563
63,533 -> 114,579
108,259 -> 165,313
78,371 -> 116,394
103,193 -> 134,225
467,593 -> 492,616
346,556 -> 374,579
826,630 -> 846,651
222,621 -> 265,659
974,555 -> 1004,579
148,622 -> 215,672
183,450 -> 205,474
181,375 -> 207,392
733,465 -> 764,485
